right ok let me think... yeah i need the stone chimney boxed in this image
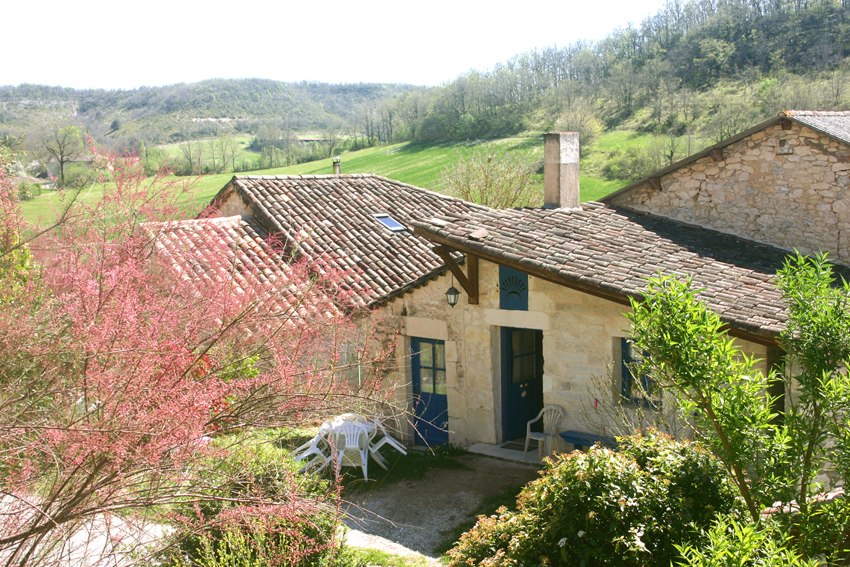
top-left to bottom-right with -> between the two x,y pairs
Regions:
332,156 -> 341,175
543,132 -> 580,208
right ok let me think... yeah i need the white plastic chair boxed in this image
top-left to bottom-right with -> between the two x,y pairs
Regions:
292,434 -> 331,474
368,417 -> 407,470
330,421 -> 370,480
337,413 -> 367,422
523,404 -> 565,461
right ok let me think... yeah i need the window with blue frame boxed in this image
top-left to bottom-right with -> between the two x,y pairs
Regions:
413,338 -> 447,396
372,213 -> 406,233
499,266 -> 528,311
621,338 -> 659,408
411,337 -> 449,445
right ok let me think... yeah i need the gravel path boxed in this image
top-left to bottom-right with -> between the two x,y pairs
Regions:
341,454 -> 541,560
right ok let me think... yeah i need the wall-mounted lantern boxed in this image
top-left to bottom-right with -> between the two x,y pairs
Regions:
445,285 -> 461,308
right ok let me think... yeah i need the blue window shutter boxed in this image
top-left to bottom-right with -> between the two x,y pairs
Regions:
621,338 -> 635,400
621,338 -> 658,408
499,266 -> 528,311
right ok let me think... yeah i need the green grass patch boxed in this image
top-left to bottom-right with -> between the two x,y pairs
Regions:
19,185 -> 105,226
350,547 -> 435,567
581,175 -> 630,202
18,171 -> 234,226
181,138 -> 547,212
593,130 -> 658,153
582,130 -> 656,177
158,135 -> 256,159
20,136 -> 631,226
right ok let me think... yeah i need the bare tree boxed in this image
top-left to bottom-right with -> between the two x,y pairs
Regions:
440,142 -> 542,209
37,123 -> 86,187
216,135 -> 240,172
323,127 -> 342,158
179,139 -> 202,174
207,139 -> 218,172
553,100 -> 603,154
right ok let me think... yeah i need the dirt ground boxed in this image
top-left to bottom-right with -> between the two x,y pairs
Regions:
341,454 -> 542,560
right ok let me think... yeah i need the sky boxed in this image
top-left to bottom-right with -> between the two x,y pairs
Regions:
4,0 -> 669,90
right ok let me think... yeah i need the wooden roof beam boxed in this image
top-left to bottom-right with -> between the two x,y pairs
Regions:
433,246 -> 479,305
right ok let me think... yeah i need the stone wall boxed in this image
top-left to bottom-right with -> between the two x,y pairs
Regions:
212,188 -> 251,218
378,259 -> 769,449
609,121 -> 850,264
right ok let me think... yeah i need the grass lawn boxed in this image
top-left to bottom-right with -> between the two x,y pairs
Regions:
158,135 -> 257,162
20,184 -> 106,226
350,548 -> 435,567
20,138 -> 631,225
253,139 -> 537,189
19,175 -> 226,227
581,176 -> 629,202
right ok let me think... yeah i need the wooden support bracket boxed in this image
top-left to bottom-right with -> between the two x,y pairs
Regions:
781,118 -> 793,130
433,246 -> 479,305
648,177 -> 662,192
710,147 -> 725,162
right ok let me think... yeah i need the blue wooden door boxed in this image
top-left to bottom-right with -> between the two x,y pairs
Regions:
411,338 -> 449,446
502,328 -> 544,440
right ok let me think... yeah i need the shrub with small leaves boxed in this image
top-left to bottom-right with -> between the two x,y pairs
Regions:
447,430 -> 741,567
164,430 -> 349,567
675,516 -> 819,567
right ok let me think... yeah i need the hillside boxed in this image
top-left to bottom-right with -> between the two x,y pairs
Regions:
9,0 -> 850,206
18,136 -> 628,225
0,79 -> 415,144
370,0 -> 850,145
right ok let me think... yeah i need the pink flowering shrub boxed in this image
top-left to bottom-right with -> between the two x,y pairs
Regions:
0,143 -> 394,565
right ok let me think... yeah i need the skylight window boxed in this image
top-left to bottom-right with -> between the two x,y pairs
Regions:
372,213 -> 406,233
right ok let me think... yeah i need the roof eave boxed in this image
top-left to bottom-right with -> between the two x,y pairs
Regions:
411,223 -> 781,347
783,111 -> 850,146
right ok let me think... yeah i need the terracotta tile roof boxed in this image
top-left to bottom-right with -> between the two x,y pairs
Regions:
784,110 -> 850,145
142,216 -> 338,317
412,202 -> 850,339
215,175 -> 485,308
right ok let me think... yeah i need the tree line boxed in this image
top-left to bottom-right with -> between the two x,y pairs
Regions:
0,79 -> 412,146
6,0 -> 850,189
360,0 -> 850,148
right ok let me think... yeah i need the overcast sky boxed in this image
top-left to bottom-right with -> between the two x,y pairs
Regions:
5,0 -> 669,90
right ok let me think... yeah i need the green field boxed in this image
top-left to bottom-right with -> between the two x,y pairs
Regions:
20,137 -> 634,225
157,136 -> 256,162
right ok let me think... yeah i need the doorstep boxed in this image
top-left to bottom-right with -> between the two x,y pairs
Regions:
467,439 -> 545,465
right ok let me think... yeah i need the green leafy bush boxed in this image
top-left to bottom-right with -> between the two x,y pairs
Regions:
775,495 -> 850,562
181,506 -> 356,567
165,430 -> 351,567
447,430 -> 741,567
675,517 -> 819,567
15,180 -> 41,201
629,254 -> 850,561
600,147 -> 655,180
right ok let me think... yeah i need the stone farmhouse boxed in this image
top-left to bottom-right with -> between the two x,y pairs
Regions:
200,110 -> 850,452
602,110 -> 850,264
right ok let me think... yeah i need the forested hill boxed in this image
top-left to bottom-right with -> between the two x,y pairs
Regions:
374,0 -> 850,144
0,79 -> 414,144
4,0 -> 850,159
